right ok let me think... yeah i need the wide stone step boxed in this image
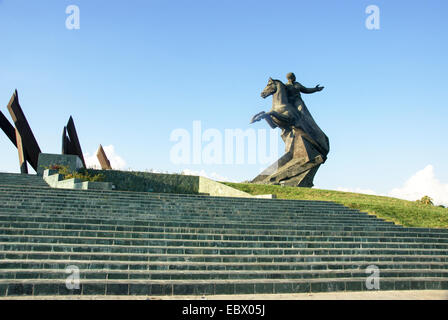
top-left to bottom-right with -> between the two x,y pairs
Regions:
2,241 -> 448,256
0,207 -> 387,225
2,268 -> 448,281
0,190 -> 372,215
0,183 -> 337,205
0,188 -> 350,203
1,209 -> 374,224
0,189 -> 350,204
0,212 -> 398,231
0,174 -> 49,188
3,251 -> 448,264
2,227 -> 448,245
0,186 -> 334,203
0,214 -> 383,229
2,199 -> 377,220
0,181 -> 49,187
4,233 -> 448,250
1,277 -> 447,296
0,194 -> 372,211
2,219 -> 447,240
0,214 -> 391,229
0,199 -> 348,213
0,198 -> 371,217
2,259 -> 448,272
0,215 -> 435,236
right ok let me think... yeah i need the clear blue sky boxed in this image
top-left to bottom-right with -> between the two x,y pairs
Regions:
1,0 -> 447,200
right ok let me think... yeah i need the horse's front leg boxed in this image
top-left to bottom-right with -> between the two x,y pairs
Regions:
250,111 -> 277,129
250,111 -> 266,124
263,114 -> 278,129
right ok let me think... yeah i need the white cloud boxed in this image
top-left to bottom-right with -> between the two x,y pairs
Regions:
336,187 -> 378,196
388,165 -> 448,206
84,145 -> 126,170
333,165 -> 448,206
84,153 -> 100,169
145,168 -> 163,173
181,169 -> 236,182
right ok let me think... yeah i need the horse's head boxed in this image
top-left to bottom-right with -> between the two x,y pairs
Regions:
260,77 -> 277,99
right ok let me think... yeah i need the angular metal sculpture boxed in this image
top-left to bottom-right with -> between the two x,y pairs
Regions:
61,126 -> 76,155
5,90 -> 41,172
15,127 -> 28,173
61,116 -> 86,168
0,111 -> 17,147
96,144 -> 112,170
250,73 -> 329,187
61,126 -> 68,154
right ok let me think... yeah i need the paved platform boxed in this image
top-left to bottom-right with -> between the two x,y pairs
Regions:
2,290 -> 448,300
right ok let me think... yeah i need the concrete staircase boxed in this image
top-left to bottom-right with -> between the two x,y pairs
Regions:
0,172 -> 447,297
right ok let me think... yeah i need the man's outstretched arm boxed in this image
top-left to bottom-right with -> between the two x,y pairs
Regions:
299,83 -> 324,94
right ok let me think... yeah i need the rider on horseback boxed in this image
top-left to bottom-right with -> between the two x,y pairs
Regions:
251,73 -> 329,155
285,72 -> 324,110
251,73 -> 324,130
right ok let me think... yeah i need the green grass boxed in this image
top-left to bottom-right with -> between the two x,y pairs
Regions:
223,183 -> 448,229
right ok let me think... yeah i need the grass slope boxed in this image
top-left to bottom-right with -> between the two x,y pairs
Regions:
224,183 -> 448,229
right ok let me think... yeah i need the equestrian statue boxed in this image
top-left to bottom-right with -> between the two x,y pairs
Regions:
250,72 -> 329,187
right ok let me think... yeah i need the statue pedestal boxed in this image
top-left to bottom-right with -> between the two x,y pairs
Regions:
37,153 -> 84,176
252,128 -> 326,187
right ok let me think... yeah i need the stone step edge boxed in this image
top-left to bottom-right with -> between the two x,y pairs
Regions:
0,206 -> 373,214
3,250 -> 448,260
2,268 -> 448,275
0,276 -> 446,285
3,226 -> 445,242
0,214 -> 382,227
3,234 -> 448,248
0,222 -> 413,238
2,241 -> 448,253
0,185 -> 371,208
42,171 -> 113,191
0,191 -> 349,204
0,206 -> 369,218
3,206 -> 364,217
0,222 -> 429,238
2,278 -> 448,296
0,277 -> 448,296
4,290 -> 448,300
0,183 -> 336,204
1,220 -> 446,237
0,217 -> 399,231
0,182 -> 332,199
0,196 -> 343,210
0,208 -> 382,219
0,210 -> 384,223
2,259 -> 448,267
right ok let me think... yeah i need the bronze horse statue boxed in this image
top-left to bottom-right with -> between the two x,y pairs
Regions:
251,77 -> 299,130
251,77 -> 329,157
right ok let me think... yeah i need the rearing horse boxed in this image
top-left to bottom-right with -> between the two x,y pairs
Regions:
251,77 -> 330,157
250,77 -> 300,131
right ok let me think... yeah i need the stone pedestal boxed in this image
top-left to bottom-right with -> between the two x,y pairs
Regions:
252,128 -> 327,187
37,153 -> 84,176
